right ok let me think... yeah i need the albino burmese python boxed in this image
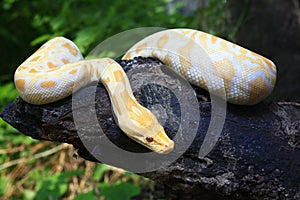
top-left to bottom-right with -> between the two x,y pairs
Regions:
14,29 -> 277,154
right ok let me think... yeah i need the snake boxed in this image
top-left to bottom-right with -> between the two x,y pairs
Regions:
14,29 -> 277,154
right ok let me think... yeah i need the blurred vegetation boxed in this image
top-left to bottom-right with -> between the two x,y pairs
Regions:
0,0 -> 232,199
0,0 -> 232,81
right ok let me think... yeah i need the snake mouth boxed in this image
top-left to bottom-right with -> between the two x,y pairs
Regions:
147,129 -> 175,154
126,129 -> 175,154
131,134 -> 175,154
156,140 -> 174,154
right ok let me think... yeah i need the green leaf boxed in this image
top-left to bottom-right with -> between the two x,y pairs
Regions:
124,171 -> 134,178
0,82 -> 18,110
30,33 -> 64,46
2,0 -> 15,10
35,170 -> 84,200
30,34 -> 55,46
99,181 -> 141,200
50,16 -> 65,32
74,192 -> 99,200
74,26 -> 100,53
58,169 -> 84,179
24,189 -> 36,200
0,177 -> 7,196
93,164 -> 108,181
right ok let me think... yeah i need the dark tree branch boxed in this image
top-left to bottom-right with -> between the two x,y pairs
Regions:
1,57 -> 299,200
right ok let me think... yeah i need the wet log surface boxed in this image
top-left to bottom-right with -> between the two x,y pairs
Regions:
1,57 -> 299,200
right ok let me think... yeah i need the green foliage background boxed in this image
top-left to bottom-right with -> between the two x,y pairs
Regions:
0,0 -> 230,199
1,0 -> 194,80
0,0 -> 230,81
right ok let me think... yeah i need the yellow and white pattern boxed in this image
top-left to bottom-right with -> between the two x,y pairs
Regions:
14,29 -> 277,154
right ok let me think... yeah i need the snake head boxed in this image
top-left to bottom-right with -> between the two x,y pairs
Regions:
115,100 -> 175,154
119,120 -> 174,154
139,127 -> 174,154
128,108 -> 174,154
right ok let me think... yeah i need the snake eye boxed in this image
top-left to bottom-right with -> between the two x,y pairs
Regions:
146,137 -> 153,143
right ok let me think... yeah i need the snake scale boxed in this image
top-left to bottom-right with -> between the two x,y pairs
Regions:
14,29 -> 277,154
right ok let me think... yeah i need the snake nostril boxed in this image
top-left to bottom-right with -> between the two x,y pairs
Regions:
146,137 -> 153,143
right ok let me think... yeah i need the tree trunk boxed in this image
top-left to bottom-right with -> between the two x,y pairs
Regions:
1,57 -> 299,200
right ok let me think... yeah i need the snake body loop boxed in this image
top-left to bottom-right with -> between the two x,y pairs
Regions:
14,29 -> 277,154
